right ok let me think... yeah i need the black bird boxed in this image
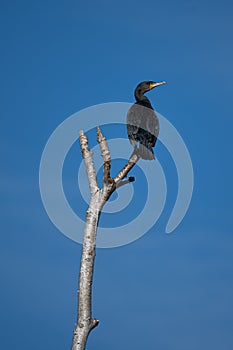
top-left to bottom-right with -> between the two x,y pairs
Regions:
127,81 -> 166,160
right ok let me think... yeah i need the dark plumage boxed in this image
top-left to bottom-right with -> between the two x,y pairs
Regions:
127,80 -> 166,160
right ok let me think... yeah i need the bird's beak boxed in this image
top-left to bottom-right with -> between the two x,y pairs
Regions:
150,81 -> 166,89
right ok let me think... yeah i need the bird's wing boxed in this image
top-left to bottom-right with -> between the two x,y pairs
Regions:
126,105 -> 142,145
145,110 -> 159,138
127,104 -> 159,147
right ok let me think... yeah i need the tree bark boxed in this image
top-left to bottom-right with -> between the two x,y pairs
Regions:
71,128 -> 140,350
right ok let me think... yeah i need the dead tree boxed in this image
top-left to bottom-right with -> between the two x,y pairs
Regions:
71,127 -> 140,350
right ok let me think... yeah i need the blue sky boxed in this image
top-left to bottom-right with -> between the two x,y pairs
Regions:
1,0 -> 233,349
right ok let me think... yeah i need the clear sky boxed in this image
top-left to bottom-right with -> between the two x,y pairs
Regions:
1,0 -> 233,349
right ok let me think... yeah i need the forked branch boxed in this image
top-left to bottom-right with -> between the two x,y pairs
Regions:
71,127 -> 140,350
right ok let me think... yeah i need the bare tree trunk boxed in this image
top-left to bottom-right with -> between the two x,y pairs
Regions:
71,128 -> 140,350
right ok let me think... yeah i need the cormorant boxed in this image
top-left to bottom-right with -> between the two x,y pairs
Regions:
127,80 -> 166,160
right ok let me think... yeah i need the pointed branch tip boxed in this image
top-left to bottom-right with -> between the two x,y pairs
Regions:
97,126 -> 105,143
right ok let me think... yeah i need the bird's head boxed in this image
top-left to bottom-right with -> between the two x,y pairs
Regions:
134,80 -> 166,101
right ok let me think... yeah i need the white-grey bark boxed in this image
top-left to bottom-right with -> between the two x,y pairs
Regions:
71,128 -> 140,350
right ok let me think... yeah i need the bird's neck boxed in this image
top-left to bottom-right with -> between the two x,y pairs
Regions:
134,89 -> 147,102
135,94 -> 153,109
134,90 -> 152,105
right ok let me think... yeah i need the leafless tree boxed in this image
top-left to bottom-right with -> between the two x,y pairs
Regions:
71,127 -> 140,350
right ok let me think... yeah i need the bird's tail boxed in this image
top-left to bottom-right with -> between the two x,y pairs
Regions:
138,144 -> 155,160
